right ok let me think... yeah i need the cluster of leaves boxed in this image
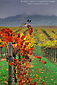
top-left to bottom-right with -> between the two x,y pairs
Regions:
0,26 -> 36,84
0,25 -> 47,85
12,27 -> 38,84
0,28 -> 15,47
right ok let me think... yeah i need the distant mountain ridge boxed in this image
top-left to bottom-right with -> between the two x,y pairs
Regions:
0,15 -> 57,26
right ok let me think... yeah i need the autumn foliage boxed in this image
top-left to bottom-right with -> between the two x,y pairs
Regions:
0,25 -> 47,85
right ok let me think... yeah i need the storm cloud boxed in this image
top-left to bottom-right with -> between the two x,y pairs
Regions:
0,0 -> 57,18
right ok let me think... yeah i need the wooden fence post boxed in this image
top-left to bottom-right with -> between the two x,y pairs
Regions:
48,48 -> 51,60
1,47 -> 3,58
55,49 -> 56,62
52,49 -> 53,61
50,48 -> 53,61
5,45 -> 6,56
53,49 -> 55,61
8,42 -> 12,85
47,48 -> 49,59
56,49 -> 57,62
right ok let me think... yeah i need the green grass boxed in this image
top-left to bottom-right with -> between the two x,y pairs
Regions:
29,55 -> 57,85
0,60 -> 8,85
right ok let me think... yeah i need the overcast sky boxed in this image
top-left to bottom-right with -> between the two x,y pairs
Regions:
0,0 -> 57,18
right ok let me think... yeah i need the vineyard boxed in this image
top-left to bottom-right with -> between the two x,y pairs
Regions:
35,26 -> 57,63
0,26 -> 57,85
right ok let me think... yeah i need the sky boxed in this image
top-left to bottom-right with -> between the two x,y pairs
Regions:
0,0 -> 57,18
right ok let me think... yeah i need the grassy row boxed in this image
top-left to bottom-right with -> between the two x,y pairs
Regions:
28,30 -> 57,85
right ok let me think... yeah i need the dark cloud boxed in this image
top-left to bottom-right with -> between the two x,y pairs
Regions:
0,0 -> 57,18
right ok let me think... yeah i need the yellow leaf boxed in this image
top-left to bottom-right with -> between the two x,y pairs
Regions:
6,69 -> 8,71
0,39 -> 2,42
4,81 -> 8,83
